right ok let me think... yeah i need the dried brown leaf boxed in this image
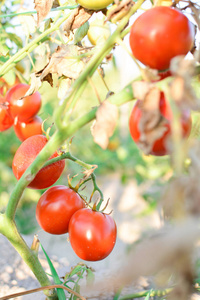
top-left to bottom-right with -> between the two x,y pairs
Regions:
136,87 -> 168,155
40,45 -> 86,80
34,0 -> 54,26
132,81 -> 152,101
106,0 -> 133,23
91,101 -> 119,150
170,56 -> 200,110
63,7 -> 93,36
24,73 -> 42,97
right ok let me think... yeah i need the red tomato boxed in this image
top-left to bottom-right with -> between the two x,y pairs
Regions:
36,186 -> 85,235
14,115 -> 43,141
6,84 -> 41,122
0,97 -> 14,132
69,208 -> 117,261
129,6 -> 194,70
12,135 -> 65,189
129,93 -> 192,156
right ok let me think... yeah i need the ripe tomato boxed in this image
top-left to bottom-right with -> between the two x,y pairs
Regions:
129,93 -> 192,156
12,135 -> 65,189
36,186 -> 85,235
87,19 -> 111,45
129,6 -> 194,70
69,208 -> 117,261
77,0 -> 113,10
0,97 -> 14,132
14,115 -> 42,142
6,84 -> 41,122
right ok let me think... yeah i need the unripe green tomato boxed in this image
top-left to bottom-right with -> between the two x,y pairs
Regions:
77,0 -> 113,10
87,19 -> 111,45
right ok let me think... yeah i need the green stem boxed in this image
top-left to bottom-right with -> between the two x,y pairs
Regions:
0,11 -> 72,77
0,5 -> 78,19
5,130 -> 67,220
55,0 -> 146,124
0,215 -> 58,300
119,287 -> 172,300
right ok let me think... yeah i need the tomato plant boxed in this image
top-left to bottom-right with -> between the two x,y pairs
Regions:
36,186 -> 85,235
0,96 -> 14,132
6,83 -> 41,122
12,135 -> 65,189
129,92 -> 192,156
14,115 -> 43,141
68,208 -> 117,261
87,19 -> 111,45
77,0 -> 113,10
129,6 -> 194,70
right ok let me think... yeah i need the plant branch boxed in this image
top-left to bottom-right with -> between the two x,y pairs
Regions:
0,284 -> 85,300
0,5 -> 78,19
0,215 -> 57,300
0,11 -> 72,77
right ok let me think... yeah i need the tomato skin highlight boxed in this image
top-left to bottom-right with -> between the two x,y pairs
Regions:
6,84 -> 41,122
36,186 -> 85,235
129,93 -> 192,156
0,97 -> 14,132
69,208 -> 117,261
12,135 -> 65,189
129,6 -> 194,70
14,115 -> 43,141
77,0 -> 113,10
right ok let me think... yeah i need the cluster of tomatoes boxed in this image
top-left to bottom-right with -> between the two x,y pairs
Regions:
12,134 -> 117,261
0,82 -> 43,141
128,6 -> 194,156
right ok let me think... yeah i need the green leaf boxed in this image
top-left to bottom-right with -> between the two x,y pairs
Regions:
144,289 -> 152,300
7,33 -> 23,48
74,21 -> 89,45
0,43 -> 9,56
86,268 -> 95,285
40,243 -> 66,300
69,265 -> 84,277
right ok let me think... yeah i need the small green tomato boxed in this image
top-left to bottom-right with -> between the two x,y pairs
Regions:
87,19 -> 111,45
77,0 -> 113,10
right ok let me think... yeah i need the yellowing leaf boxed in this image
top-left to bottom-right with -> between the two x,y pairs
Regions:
91,101 -> 119,150
34,0 -> 54,26
40,45 -> 86,80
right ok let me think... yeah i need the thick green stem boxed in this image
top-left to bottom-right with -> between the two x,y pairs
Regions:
5,130 -> 67,219
0,214 -> 58,300
55,0 -> 146,124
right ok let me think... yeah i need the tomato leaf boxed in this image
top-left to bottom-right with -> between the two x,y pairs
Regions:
91,100 -> 119,150
34,0 -> 54,26
86,268 -> 95,286
39,45 -> 86,80
63,6 -> 93,37
17,8 -> 36,36
40,243 -> 66,300
74,21 -> 89,45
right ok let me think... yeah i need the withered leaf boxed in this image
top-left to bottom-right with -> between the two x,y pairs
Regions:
170,56 -> 200,110
132,81 -> 152,101
40,45 -> 86,80
106,0 -> 133,23
136,87 -> 169,155
63,7 -> 93,36
34,0 -> 54,26
24,73 -> 42,97
91,101 -> 119,150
